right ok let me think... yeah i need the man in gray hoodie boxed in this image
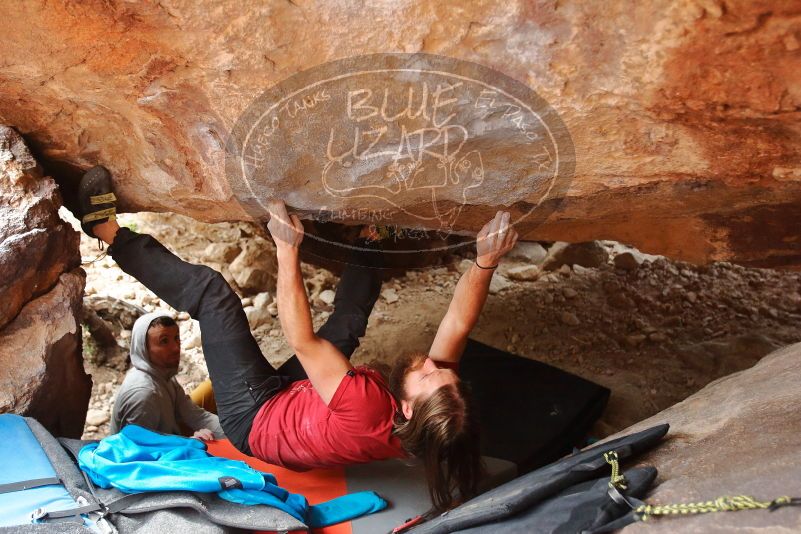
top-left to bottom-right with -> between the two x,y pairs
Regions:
110,310 -> 225,440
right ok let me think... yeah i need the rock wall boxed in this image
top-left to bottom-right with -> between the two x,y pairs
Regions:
0,126 -> 80,328
606,341 -> 801,532
0,0 -> 799,267
0,126 -> 90,438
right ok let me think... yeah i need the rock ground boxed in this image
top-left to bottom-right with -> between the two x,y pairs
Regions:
68,211 -> 801,441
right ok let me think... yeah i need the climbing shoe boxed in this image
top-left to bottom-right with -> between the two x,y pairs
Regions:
78,165 -> 116,238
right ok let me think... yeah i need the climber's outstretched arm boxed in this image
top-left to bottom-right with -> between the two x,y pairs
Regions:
267,200 -> 352,405
429,211 -> 518,363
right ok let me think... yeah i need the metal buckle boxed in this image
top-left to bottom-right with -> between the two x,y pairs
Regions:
30,507 -> 46,522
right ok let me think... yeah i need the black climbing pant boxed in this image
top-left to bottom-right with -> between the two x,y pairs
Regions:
109,227 -> 382,454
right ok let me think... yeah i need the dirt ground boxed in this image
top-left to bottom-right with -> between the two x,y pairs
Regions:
72,211 -> 801,440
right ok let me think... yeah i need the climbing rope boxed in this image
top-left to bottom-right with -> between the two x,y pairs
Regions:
603,450 -> 800,522
635,495 -> 795,520
604,451 -> 627,490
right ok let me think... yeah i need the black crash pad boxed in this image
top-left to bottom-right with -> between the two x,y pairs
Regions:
459,338 -> 610,474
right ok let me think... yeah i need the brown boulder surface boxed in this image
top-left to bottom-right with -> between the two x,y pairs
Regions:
0,125 -> 80,328
605,341 -> 801,533
0,269 -> 92,438
0,126 -> 89,437
0,1 -> 799,266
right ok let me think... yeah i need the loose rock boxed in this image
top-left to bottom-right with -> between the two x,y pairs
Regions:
489,275 -> 512,295
203,242 -> 241,263
614,251 -> 644,271
253,291 -> 271,309
229,238 -> 277,295
506,265 -> 540,281
626,334 -> 647,347
319,289 -> 336,305
381,288 -> 399,303
543,241 -> 609,271
649,332 -> 668,342
560,311 -> 581,326
508,242 -> 548,264
85,409 -> 110,427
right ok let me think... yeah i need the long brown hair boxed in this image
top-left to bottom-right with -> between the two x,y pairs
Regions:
390,352 -> 483,512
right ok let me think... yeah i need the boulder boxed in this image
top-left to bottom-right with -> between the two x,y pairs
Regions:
85,408 -> 110,427
252,291 -> 272,310
506,264 -> 541,281
507,242 -> 548,264
560,310 -> 581,326
85,294 -> 146,330
0,126 -> 89,438
542,241 -> 609,271
0,126 -> 80,328
203,242 -> 242,263
0,2 -> 798,267
244,305 -> 272,330
229,237 -> 277,295
606,342 -> 801,533
318,289 -> 336,305
606,241 -> 662,268
0,270 -> 92,438
488,274 -> 512,295
381,288 -> 399,304
614,251 -> 645,271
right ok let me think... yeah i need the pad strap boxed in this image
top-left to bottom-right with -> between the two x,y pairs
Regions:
0,476 -> 61,494
33,502 -> 102,520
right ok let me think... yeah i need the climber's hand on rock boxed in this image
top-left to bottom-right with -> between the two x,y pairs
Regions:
476,210 -> 518,267
267,199 -> 304,250
191,428 -> 215,441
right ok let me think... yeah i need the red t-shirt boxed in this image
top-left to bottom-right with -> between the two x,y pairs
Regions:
248,366 -> 406,470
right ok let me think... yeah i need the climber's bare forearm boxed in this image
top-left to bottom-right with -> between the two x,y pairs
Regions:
274,244 -> 351,404
275,246 -> 315,349
429,264 -> 493,362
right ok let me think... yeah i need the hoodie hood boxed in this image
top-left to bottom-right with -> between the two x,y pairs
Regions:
130,311 -> 179,380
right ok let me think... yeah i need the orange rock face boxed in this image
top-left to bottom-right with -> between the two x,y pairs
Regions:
0,0 -> 799,266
